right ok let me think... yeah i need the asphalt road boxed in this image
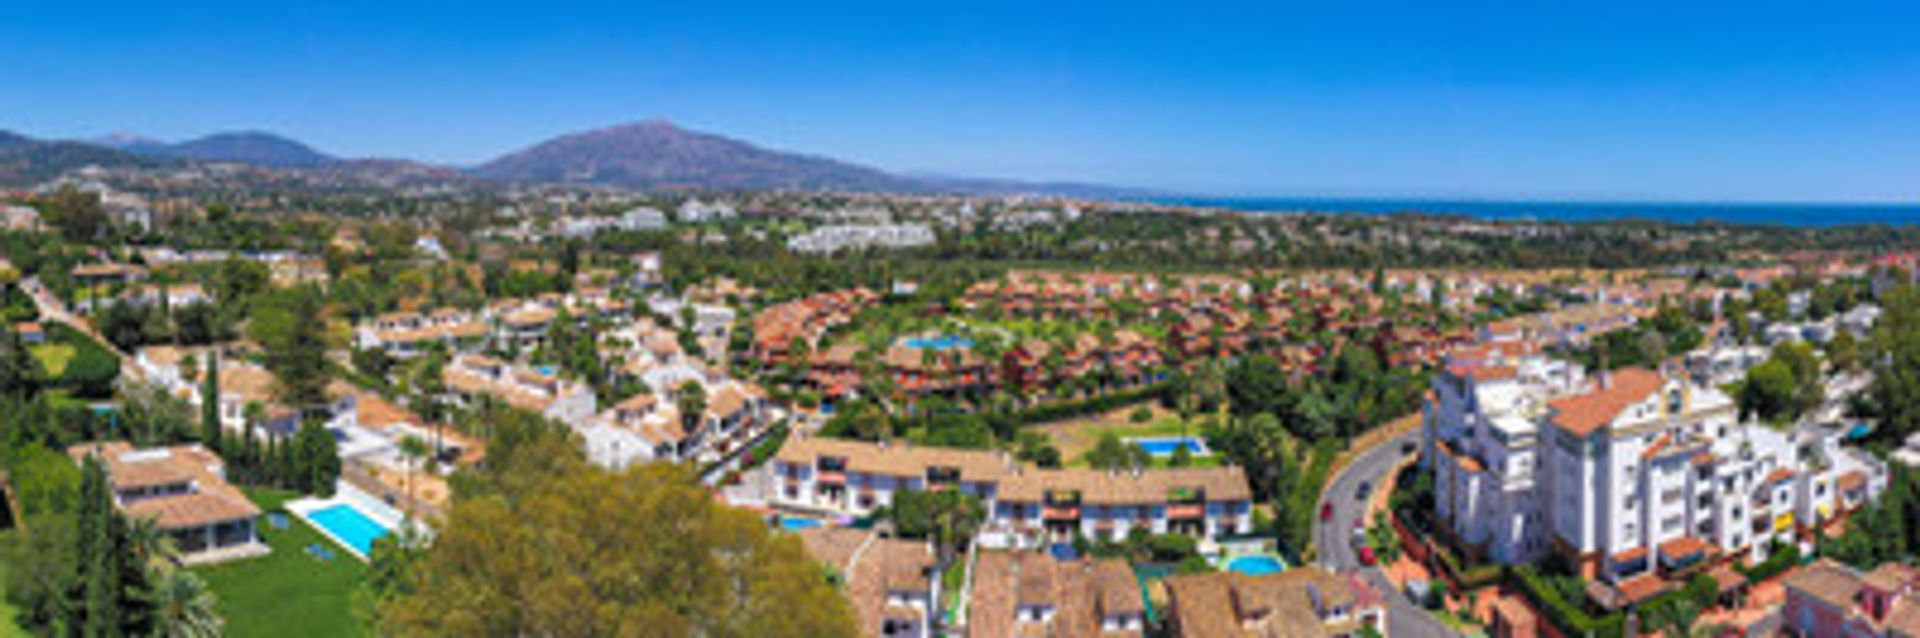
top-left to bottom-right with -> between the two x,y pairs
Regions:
1314,428 -> 1461,638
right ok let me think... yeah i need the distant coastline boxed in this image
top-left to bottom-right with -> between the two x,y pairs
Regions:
1156,197 -> 1920,227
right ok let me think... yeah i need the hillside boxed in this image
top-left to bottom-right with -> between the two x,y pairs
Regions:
473,120 -> 920,192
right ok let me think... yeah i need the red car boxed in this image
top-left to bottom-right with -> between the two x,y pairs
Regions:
1357,546 -> 1377,566
1320,502 -> 1333,521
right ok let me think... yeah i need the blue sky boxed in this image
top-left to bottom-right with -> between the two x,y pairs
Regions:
3,1 -> 1918,201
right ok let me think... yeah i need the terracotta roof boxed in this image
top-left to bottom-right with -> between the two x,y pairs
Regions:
1548,368 -> 1664,437
968,552 -> 1141,638
1840,470 -> 1869,493
67,441 -> 260,530
1784,559 -> 1865,612
1615,574 -> 1673,604
1163,567 -> 1378,638
1657,536 -> 1716,560
1863,563 -> 1918,593
1611,546 -> 1649,564
1708,565 -> 1746,594
997,467 -> 1254,506
1765,467 -> 1797,485
776,437 -> 1012,482
796,529 -> 931,637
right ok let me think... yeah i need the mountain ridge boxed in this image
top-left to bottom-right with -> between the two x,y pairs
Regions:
4,121 -> 1151,198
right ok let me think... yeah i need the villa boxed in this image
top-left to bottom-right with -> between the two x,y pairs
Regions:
1161,566 -> 1387,637
769,437 -> 1254,548
68,441 -> 265,565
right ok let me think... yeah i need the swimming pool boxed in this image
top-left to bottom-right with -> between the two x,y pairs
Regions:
1130,437 -> 1209,457
778,516 -> 825,531
534,364 -> 559,376
1226,554 -> 1286,576
1848,422 -> 1874,440
904,336 -> 972,350
307,503 -> 394,557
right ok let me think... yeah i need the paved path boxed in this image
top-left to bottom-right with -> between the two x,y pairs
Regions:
1314,426 -> 1461,638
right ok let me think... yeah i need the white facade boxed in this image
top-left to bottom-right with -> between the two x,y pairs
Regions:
1427,347 -> 1887,582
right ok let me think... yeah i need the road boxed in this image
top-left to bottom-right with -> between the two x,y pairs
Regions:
1314,427 -> 1460,638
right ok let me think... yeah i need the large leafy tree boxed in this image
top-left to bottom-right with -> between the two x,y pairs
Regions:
376,435 -> 853,636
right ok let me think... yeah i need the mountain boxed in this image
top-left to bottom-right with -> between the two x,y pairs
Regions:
474,119 -> 921,192
151,131 -> 336,168
0,132 -> 177,186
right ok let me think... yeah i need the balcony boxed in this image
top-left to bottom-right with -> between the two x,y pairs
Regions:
1167,504 -> 1205,520
1043,505 -> 1081,521
817,471 -> 846,485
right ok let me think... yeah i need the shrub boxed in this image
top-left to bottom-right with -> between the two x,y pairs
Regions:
1129,407 -> 1153,423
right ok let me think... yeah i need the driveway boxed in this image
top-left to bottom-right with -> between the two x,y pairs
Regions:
1314,428 -> 1460,637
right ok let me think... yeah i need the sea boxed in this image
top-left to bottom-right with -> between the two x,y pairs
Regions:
1153,197 -> 1920,228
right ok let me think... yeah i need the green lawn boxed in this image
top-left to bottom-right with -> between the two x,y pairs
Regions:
193,488 -> 368,638
0,532 -> 26,638
28,344 -> 73,377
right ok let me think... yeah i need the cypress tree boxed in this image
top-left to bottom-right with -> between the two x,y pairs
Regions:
200,352 -> 221,452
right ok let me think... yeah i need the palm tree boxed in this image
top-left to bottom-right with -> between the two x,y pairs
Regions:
151,569 -> 223,638
126,516 -> 182,571
398,435 -> 430,517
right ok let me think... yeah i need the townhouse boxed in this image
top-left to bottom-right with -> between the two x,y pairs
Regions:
441,353 -> 597,427
769,437 -> 1254,548
749,288 -> 876,363
355,308 -> 488,358
797,528 -> 938,638
68,441 -> 265,564
1424,343 -> 1888,597
577,378 -> 769,469
1161,566 -> 1387,637
967,551 -> 1145,637
1783,559 -> 1920,637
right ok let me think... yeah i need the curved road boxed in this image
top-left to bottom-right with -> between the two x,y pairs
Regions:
1314,428 -> 1461,638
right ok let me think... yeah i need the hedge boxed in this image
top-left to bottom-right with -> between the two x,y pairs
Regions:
1739,542 -> 1801,582
1007,381 -> 1170,427
1510,567 -> 1626,638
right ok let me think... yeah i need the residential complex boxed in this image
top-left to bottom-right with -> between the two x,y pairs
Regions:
1783,559 -> 1920,637
1423,340 -> 1887,597
769,437 -> 1254,548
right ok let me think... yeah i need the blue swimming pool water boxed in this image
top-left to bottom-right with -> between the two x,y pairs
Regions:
1848,422 -> 1873,440
1227,555 -> 1286,576
779,517 -> 825,531
904,336 -> 972,350
535,364 -> 559,376
1131,437 -> 1208,457
307,503 -> 393,556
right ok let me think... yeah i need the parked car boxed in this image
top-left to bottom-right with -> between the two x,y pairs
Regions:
1320,501 -> 1333,521
1358,546 -> 1377,566
1355,480 -> 1372,501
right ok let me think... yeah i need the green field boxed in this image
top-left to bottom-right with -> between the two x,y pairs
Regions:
28,344 -> 73,377
193,489 -> 368,638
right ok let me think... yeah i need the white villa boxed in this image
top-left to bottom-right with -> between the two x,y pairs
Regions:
69,441 -> 265,564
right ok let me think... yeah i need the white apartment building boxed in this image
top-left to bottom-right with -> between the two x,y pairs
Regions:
769,437 -> 1254,549
1426,344 -> 1886,588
